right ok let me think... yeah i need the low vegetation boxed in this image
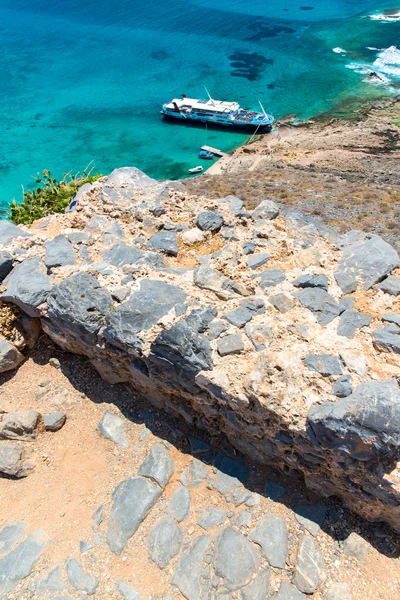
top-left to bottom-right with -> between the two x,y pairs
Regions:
9,166 -> 102,226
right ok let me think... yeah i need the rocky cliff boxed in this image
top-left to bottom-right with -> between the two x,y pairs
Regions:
0,166 -> 399,533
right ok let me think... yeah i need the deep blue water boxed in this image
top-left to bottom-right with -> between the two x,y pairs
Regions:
1,0 -> 400,214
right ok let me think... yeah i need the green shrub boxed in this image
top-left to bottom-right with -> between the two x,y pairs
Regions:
9,166 -> 103,226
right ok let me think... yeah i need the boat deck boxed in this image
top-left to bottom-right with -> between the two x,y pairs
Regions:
200,145 -> 226,157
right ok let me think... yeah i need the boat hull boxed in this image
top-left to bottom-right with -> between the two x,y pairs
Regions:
161,113 -> 272,132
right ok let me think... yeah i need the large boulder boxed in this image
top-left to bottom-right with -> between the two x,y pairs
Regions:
0,220 -> 31,246
0,338 -> 24,374
0,410 -> 41,441
0,251 -> 13,283
334,234 -> 399,292
1,257 -> 53,317
252,199 -> 279,220
308,380 -> 400,461
0,444 -> 32,478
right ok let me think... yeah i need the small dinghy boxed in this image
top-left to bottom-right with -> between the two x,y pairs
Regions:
198,149 -> 214,159
189,166 -> 203,174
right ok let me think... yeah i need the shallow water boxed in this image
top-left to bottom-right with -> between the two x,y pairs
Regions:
1,0 -> 399,214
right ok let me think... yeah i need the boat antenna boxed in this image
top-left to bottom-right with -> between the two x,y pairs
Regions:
204,86 -> 215,106
258,100 -> 267,117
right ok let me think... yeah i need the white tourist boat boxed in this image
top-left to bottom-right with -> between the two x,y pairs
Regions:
161,90 -> 274,131
188,165 -> 203,174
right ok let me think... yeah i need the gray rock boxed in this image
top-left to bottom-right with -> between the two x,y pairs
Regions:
65,558 -> 98,595
116,581 -> 146,600
44,235 -> 77,268
217,334 -> 244,357
0,252 -> 13,283
189,459 -> 208,487
343,532 -> 369,564
0,529 -> 50,594
98,410 -> 128,447
247,253 -> 270,270
148,516 -> 183,568
293,274 -> 328,291
337,309 -> 371,338
216,195 -> 244,215
269,293 -> 295,313
242,241 -> 256,255
107,476 -> 162,554
383,312 -> 400,326
146,230 -> 178,257
332,375 -> 353,398
377,275 -> 400,296
334,234 -> 399,292
207,320 -> 229,340
293,534 -> 326,594
172,534 -> 212,600
373,323 -> 400,353
91,504 -> 105,528
103,241 -> 164,268
139,443 -> 175,489
111,286 -> 130,303
324,582 -> 352,600
1,257 -> 53,317
0,221 -> 30,246
47,272 -> 113,344
68,231 -> 91,245
79,541 -> 93,554
241,568 -> 270,600
106,166 -> 157,188
214,527 -> 259,591
167,486 -> 191,522
252,199 -> 279,220
36,565 -> 65,596
304,354 -> 342,377
198,507 -> 226,530
43,412 -> 66,432
245,323 -> 273,351
0,444 -> 31,478
103,279 -> 186,352
0,410 -> 41,441
223,307 -> 253,328
256,268 -> 286,290
294,288 -> 341,325
0,338 -> 24,374
272,581 -> 307,600
0,522 -> 27,555
294,502 -> 327,536
307,380 -> 400,461
196,211 -> 224,232
249,514 -> 288,568
194,265 -> 234,296
339,296 -> 355,311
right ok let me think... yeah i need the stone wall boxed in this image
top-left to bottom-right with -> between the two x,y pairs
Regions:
1,167 -> 399,531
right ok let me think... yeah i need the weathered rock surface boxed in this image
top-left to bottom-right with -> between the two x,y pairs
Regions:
43,412 -> 66,432
98,410 -> 128,447
148,516 -> 183,568
373,324 -> 400,354
1,257 -> 53,317
45,235 -> 77,268
0,444 -> 32,478
0,251 -> 13,282
172,534 -> 212,600
377,275 -> 400,295
0,529 -> 50,594
0,221 -> 30,246
196,210 -> 224,232
116,581 -> 146,600
293,534 -> 326,594
213,526 -> 260,591
65,558 -> 98,594
252,199 -> 279,220
146,230 -> 178,257
166,486 -> 191,522
0,410 -> 41,441
138,443 -> 174,488
249,515 -> 288,568
0,338 -> 24,374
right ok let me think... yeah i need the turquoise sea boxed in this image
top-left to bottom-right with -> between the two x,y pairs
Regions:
1,0 -> 400,215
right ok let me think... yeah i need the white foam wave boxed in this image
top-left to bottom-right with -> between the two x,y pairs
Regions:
373,45 -> 400,77
369,10 -> 400,22
333,47 -> 346,54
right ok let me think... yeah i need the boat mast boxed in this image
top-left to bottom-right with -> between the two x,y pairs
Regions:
204,86 -> 215,106
258,100 -> 267,117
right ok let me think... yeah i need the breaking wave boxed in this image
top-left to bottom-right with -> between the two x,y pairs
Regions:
369,10 -> 400,21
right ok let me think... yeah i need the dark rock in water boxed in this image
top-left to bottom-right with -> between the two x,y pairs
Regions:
0,220 -> 31,246
217,334 -> 244,356
1,257 -> 53,317
307,380 -> 400,461
0,529 -> 50,594
377,275 -> 400,296
241,568 -> 270,600
0,410 -> 41,440
337,309 -> 372,338
151,310 -> 213,379
245,22 -> 295,42
214,526 -> 259,590
103,279 -> 186,352
103,241 -> 165,268
273,580 -> 307,599
256,268 -> 286,289
294,288 -> 341,325
334,234 -> 399,292
172,534 -> 212,600
98,410 -> 128,447
0,338 -> 24,374
146,230 -> 178,257
148,516 -> 183,568
293,534 -> 326,594
65,558 -> 99,594
44,235 -> 77,268
332,375 -> 353,398
249,514 -> 288,568
47,272 -> 113,344
116,581 -> 146,600
44,412 -> 66,432
151,49 -> 168,60
229,51 -> 271,81
269,292 -> 295,313
196,210 -> 224,232
107,476 -> 161,554
252,199 -> 279,220
293,274 -> 328,291
166,486 -> 191,522
139,443 -> 174,489
373,323 -> 400,353
0,251 -> 13,282
0,444 -> 32,478
305,354 -> 342,377
294,502 -> 327,536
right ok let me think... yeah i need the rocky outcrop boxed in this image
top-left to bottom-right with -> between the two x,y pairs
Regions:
1,166 -> 399,532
